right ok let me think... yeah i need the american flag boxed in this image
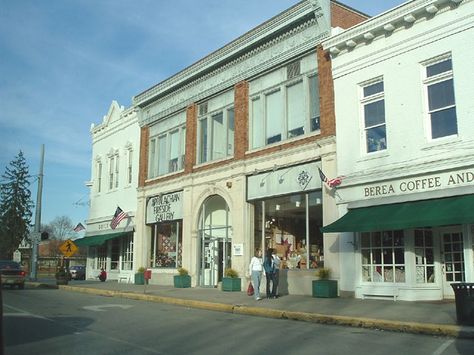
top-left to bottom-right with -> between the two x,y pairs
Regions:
318,168 -> 342,188
73,223 -> 85,232
110,207 -> 128,229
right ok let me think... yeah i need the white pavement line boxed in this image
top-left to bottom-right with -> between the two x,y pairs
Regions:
432,339 -> 455,355
83,304 -> 133,312
3,304 -> 49,320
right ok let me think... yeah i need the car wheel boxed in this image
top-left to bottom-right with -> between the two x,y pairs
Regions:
18,283 -> 24,289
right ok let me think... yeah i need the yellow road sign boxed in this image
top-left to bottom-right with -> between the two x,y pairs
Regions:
59,239 -> 78,257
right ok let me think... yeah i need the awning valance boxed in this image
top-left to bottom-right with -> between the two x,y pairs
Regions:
74,231 -> 129,247
321,194 -> 474,233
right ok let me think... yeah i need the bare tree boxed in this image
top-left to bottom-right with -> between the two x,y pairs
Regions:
48,216 -> 74,240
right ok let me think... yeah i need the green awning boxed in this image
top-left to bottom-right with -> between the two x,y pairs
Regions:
321,194 -> 474,233
74,231 -> 129,247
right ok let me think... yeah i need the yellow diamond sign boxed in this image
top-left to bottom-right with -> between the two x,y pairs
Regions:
59,239 -> 78,257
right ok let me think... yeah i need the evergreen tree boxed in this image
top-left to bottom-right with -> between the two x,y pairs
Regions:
0,151 -> 34,259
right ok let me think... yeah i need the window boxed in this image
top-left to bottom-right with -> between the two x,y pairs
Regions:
127,149 -> 133,185
110,239 -> 119,270
148,125 -> 186,178
251,74 -> 320,149
198,107 -> 234,164
121,234 -> 133,270
96,160 -> 102,193
108,154 -> 119,190
361,79 -> 386,153
361,230 -> 405,283
414,229 -> 435,283
423,55 -> 457,139
97,245 -> 107,270
151,222 -> 182,268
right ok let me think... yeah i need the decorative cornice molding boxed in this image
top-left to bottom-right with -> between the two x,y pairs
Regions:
133,0 -> 331,111
322,0 -> 466,56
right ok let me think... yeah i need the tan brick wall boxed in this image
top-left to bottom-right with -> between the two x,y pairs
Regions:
234,81 -> 249,160
331,2 -> 368,29
138,126 -> 149,188
317,45 -> 336,137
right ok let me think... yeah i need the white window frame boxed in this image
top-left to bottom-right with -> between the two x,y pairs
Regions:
197,105 -> 234,164
250,73 -> 320,150
360,77 -> 387,154
121,234 -> 134,271
148,125 -> 186,179
126,146 -> 133,185
96,159 -> 102,193
422,53 -> 457,140
107,151 -> 119,191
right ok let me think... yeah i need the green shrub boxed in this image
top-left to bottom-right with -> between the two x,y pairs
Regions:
177,267 -> 188,276
316,267 -> 331,280
224,268 -> 239,278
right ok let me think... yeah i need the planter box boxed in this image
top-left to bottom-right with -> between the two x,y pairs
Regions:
173,275 -> 191,288
312,279 -> 338,298
134,272 -> 145,285
222,277 -> 241,292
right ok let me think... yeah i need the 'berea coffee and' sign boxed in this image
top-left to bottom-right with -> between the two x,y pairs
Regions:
362,169 -> 474,198
146,191 -> 183,224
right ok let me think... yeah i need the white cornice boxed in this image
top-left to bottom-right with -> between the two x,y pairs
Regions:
132,0 -> 328,108
322,0 -> 466,56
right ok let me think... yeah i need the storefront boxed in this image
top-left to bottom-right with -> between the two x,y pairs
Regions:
247,161 -> 325,295
323,168 -> 474,301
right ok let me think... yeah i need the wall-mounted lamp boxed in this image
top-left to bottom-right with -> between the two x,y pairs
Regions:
226,181 -> 232,189
276,204 -> 280,211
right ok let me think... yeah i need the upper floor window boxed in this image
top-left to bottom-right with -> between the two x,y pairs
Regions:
251,74 -> 320,149
361,79 -> 386,153
96,160 -> 102,193
108,153 -> 119,190
127,148 -> 133,185
423,55 -> 457,139
198,107 -> 234,164
148,125 -> 186,178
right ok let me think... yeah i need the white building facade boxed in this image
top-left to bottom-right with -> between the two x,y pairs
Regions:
131,0 -> 367,294
322,0 -> 474,300
77,101 -> 140,282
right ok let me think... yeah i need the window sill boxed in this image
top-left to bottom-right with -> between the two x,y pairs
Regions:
357,150 -> 389,162
421,135 -> 460,151
147,169 -> 185,181
247,130 -> 322,155
194,156 -> 233,169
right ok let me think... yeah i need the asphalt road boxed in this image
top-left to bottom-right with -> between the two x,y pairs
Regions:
2,287 -> 473,355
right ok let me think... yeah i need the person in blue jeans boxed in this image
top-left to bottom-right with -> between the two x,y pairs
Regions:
263,249 -> 276,299
248,248 -> 263,300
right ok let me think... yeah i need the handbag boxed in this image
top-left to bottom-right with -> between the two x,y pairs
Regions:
247,282 -> 254,296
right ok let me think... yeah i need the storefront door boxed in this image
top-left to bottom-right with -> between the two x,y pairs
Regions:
198,195 -> 232,287
440,227 -> 465,297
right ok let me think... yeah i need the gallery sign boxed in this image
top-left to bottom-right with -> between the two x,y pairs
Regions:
361,169 -> 474,199
146,191 -> 183,224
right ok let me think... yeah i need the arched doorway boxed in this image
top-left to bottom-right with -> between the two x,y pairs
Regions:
198,195 -> 232,287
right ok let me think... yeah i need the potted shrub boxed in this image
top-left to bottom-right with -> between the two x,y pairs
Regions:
173,267 -> 191,288
55,265 -> 70,285
312,267 -> 338,298
222,268 -> 241,292
134,267 -> 146,285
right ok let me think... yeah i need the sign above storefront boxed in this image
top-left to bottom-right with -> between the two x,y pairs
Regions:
146,191 -> 183,224
247,161 -> 323,201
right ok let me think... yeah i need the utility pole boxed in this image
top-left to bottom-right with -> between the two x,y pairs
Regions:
30,144 -> 44,281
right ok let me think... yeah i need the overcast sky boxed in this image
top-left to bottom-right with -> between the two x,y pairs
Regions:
0,0 -> 408,230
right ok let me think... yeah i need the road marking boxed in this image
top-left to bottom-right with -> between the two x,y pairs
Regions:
3,304 -> 48,320
83,304 -> 133,312
432,339 -> 454,355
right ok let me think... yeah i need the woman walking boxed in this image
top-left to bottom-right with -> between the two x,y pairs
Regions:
249,248 -> 263,300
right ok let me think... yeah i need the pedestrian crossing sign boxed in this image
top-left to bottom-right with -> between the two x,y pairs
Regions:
59,239 -> 78,257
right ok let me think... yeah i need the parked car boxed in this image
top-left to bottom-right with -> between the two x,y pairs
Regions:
69,265 -> 86,280
0,260 -> 26,289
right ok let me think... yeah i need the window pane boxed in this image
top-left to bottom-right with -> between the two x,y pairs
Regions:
251,98 -> 264,149
309,75 -> 320,131
227,108 -> 234,156
287,82 -> 305,138
364,100 -> 385,127
431,107 -> 457,138
211,112 -> 225,160
427,59 -> 452,77
158,136 -> 167,175
366,125 -> 387,152
428,80 -> 455,111
169,131 -> 179,172
266,90 -> 283,144
363,81 -> 384,97
148,139 -> 156,178
181,127 -> 186,169
199,118 -> 208,163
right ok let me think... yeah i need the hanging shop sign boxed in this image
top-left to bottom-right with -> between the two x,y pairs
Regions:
146,191 -> 183,224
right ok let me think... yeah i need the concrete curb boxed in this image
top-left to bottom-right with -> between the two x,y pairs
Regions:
30,283 -> 474,339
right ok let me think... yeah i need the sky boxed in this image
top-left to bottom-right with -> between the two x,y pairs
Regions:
0,0 -> 408,228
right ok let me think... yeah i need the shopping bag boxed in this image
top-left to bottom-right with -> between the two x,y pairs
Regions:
247,282 -> 254,296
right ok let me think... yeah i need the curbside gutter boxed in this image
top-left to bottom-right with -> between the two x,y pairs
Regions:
29,282 -> 474,339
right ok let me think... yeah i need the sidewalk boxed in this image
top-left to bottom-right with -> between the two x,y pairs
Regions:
27,279 -> 474,339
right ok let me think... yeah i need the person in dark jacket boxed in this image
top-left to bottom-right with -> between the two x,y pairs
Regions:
263,249 -> 276,299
